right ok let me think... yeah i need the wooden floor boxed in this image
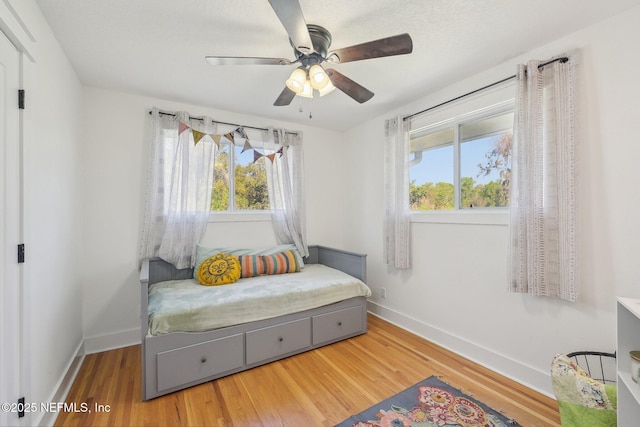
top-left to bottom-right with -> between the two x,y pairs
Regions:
54,315 -> 560,427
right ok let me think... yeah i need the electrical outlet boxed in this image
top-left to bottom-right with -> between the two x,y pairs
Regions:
380,287 -> 387,299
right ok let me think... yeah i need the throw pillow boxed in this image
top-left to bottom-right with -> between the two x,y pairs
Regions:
238,250 -> 301,277
196,253 -> 241,286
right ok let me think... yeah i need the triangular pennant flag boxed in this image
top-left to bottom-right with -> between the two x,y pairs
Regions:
266,153 -> 277,163
211,134 -> 222,149
178,121 -> 190,135
235,127 -> 249,140
253,150 -> 264,163
224,132 -> 235,143
241,140 -> 253,153
192,130 -> 207,145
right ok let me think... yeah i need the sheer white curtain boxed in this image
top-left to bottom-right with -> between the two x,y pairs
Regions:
383,116 -> 411,269
265,128 -> 309,257
139,108 -> 217,269
510,52 -> 578,301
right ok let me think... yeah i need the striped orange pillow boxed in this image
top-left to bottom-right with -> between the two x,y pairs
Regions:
238,250 -> 301,277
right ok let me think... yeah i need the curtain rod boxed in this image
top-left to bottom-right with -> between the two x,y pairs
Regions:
403,56 -> 569,121
149,110 -> 299,136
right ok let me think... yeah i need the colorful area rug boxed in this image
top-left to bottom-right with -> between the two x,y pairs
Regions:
335,376 -> 521,427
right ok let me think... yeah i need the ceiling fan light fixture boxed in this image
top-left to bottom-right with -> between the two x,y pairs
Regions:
318,79 -> 336,96
299,79 -> 314,98
286,67 -> 307,94
308,64 -> 330,90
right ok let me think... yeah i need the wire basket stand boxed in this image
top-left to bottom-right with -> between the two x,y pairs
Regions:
566,351 -> 617,385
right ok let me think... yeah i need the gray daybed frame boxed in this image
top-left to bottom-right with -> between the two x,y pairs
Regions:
139,245 -> 368,400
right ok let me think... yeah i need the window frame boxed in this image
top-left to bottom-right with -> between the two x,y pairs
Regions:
208,128 -> 277,221
409,98 -> 514,225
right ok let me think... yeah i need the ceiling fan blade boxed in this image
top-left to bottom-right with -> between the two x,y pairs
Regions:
327,33 -> 413,64
205,56 -> 291,66
268,0 -> 314,54
325,68 -> 374,103
274,86 -> 296,106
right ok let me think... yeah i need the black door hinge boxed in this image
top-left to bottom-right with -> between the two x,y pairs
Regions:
18,397 -> 25,418
18,89 -> 25,109
17,244 -> 25,263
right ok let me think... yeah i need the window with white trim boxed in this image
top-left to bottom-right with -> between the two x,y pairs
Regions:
211,136 -> 277,212
409,106 -> 513,211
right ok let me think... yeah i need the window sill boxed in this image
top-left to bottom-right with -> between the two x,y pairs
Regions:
411,209 -> 508,226
208,211 -> 273,223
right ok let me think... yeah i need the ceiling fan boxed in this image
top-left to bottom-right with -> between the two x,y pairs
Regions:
205,0 -> 413,106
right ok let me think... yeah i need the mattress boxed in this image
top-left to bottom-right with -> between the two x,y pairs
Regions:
147,264 -> 372,336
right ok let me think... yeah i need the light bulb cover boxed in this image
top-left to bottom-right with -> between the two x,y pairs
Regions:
299,79 -> 313,98
286,68 -> 307,94
308,64 -> 330,90
318,79 -> 336,96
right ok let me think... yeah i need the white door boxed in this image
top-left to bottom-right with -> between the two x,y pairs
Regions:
0,29 -> 23,427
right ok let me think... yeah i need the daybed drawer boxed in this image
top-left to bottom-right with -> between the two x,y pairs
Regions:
246,318 -> 311,365
156,333 -> 244,392
312,305 -> 364,346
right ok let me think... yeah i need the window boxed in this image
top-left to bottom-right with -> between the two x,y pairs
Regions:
211,137 -> 277,212
409,108 -> 513,211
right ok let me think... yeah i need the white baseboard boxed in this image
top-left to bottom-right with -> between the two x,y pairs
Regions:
367,300 -> 555,398
36,341 -> 85,427
83,328 -> 141,355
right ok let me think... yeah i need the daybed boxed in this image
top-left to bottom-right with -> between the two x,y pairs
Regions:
139,245 -> 370,400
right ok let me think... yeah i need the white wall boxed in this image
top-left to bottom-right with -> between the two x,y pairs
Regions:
80,88 -> 348,350
12,1 -> 639,415
343,5 -> 640,396
1,1 -> 84,425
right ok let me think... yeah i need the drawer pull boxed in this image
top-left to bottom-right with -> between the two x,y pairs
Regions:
337,321 -> 343,327
201,357 -> 207,363
278,337 -> 284,342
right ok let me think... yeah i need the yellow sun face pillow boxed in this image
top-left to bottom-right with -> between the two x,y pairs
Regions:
196,253 -> 241,286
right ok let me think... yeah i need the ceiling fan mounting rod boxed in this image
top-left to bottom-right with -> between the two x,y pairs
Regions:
290,24 -> 332,58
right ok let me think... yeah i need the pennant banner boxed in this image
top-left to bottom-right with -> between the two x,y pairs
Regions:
188,128 -> 222,149
191,129 -> 207,145
241,140 -> 253,153
211,134 -> 221,149
235,127 -> 249,140
178,121 -> 190,135
192,130 -> 207,145
253,150 -> 264,162
178,120 -> 285,164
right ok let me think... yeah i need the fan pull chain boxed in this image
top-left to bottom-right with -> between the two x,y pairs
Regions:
297,96 -> 313,119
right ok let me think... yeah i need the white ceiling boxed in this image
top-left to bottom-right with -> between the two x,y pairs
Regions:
35,0 -> 640,131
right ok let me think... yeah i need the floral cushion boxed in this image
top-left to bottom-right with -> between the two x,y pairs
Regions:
551,354 -> 616,427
